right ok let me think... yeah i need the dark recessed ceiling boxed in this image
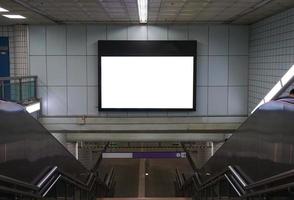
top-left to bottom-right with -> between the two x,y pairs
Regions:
0,0 -> 293,25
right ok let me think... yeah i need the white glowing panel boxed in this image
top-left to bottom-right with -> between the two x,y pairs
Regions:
101,56 -> 194,109
25,102 -> 40,113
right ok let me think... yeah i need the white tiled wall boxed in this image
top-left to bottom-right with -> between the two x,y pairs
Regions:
249,8 -> 294,112
29,24 -> 249,117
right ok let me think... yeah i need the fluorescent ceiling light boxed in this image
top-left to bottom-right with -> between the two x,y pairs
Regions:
138,0 -> 148,23
3,14 -> 26,19
0,7 -> 9,12
25,102 -> 40,113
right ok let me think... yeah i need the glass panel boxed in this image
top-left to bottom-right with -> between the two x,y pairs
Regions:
0,78 -> 37,102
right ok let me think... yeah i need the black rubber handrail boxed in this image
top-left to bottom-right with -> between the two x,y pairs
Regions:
181,165 -> 294,198
0,175 -> 38,190
178,165 -> 248,197
245,168 -> 294,190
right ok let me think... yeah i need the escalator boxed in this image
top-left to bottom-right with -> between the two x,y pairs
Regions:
0,100 -> 115,199
176,97 -> 294,199
2,95 -> 294,200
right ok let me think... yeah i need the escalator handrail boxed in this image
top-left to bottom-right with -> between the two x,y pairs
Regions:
245,168 -> 294,190
0,174 -> 38,190
228,165 -> 247,187
0,185 -> 39,198
224,174 -> 242,197
182,164 -> 294,198
38,142 -> 112,196
0,164 -> 114,197
179,165 -> 248,195
37,166 -> 58,188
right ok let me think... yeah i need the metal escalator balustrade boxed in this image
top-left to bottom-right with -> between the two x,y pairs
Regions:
0,100 -> 115,199
177,97 -> 294,199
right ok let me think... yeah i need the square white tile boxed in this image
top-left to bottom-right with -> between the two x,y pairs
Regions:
46,25 -> 66,55
209,56 -> 228,86
228,87 -> 248,115
87,25 -> 106,55
30,56 -> 47,86
87,56 -> 98,86
229,56 -> 248,86
128,25 -> 147,40
147,25 -> 168,40
67,56 -> 87,86
37,86 -> 48,115
168,25 -> 188,40
47,87 -> 67,116
107,25 -> 127,40
229,26 -> 249,55
87,86 -> 98,115
68,87 -> 87,115
29,26 -> 45,55
208,87 -> 228,115
67,25 -> 86,55
197,56 -> 208,86
188,25 -> 209,55
209,25 -> 229,55
47,56 -> 66,86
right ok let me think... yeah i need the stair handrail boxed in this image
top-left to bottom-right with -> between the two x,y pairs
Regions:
179,164 -> 294,198
0,143 -> 113,198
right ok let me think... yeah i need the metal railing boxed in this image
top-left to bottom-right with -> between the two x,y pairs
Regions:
0,76 -> 38,103
0,142 -> 115,199
176,165 -> 294,199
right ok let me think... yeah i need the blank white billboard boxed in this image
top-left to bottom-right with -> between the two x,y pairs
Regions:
101,56 -> 194,109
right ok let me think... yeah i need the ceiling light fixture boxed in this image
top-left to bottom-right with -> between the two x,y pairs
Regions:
3,14 -> 26,19
0,7 -> 9,12
138,0 -> 148,23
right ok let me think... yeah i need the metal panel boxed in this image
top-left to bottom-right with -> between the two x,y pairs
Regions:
199,98 -> 294,183
0,100 -> 90,183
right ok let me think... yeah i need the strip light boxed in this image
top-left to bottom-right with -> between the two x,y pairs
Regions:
3,14 -> 26,19
251,65 -> 294,114
138,0 -> 148,23
25,102 -> 41,113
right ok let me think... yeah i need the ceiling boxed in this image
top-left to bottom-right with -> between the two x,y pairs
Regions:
0,0 -> 293,25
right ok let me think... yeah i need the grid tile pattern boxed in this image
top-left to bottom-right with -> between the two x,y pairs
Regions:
0,0 -> 294,24
29,24 -> 249,117
0,25 -> 29,77
248,8 -> 294,112
13,25 -> 29,76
